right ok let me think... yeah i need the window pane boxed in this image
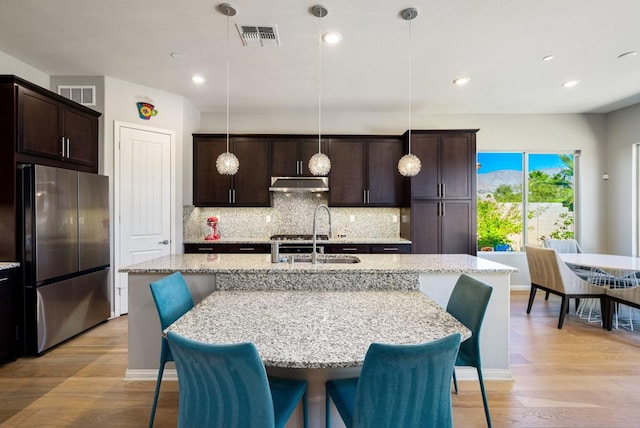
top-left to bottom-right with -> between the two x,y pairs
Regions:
477,153 -> 524,251
526,153 -> 575,246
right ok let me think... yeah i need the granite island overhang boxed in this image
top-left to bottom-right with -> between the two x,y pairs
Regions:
121,253 -> 516,381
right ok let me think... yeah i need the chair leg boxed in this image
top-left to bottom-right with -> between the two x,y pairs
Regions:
558,296 -> 569,329
325,388 -> 331,428
544,291 -> 550,300
149,361 -> 166,428
476,367 -> 492,428
526,286 -> 537,314
574,298 -> 580,312
302,392 -> 308,428
452,367 -> 459,394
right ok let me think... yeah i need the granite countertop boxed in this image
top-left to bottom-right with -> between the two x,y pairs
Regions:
183,237 -> 412,245
0,262 -> 20,271
120,253 -> 517,275
165,290 -> 472,369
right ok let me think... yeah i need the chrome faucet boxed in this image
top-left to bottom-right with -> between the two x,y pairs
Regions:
312,204 -> 332,264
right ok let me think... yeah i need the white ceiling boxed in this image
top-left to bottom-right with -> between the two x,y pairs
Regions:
1,0 -> 639,115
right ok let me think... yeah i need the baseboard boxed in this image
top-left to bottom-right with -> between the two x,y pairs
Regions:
510,284 -> 531,291
125,367 -> 513,382
125,368 -> 177,381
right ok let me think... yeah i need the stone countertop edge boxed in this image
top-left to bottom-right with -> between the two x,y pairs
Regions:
183,237 -> 412,245
0,262 -> 20,270
120,253 -> 518,274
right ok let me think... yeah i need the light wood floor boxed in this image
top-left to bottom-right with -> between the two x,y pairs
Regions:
1,290 -> 640,427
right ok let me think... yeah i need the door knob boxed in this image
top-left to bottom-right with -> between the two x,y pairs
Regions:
159,240 -> 169,245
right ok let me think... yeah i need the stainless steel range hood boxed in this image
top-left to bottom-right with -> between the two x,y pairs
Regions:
269,177 -> 329,192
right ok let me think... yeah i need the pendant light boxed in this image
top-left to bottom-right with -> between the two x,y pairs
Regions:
216,3 -> 240,175
397,7 -> 422,177
308,5 -> 331,176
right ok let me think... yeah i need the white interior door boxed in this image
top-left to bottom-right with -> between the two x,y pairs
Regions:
115,123 -> 173,315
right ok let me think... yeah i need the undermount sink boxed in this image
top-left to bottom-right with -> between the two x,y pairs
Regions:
288,255 -> 361,264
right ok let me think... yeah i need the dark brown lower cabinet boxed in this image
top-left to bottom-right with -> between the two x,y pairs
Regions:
0,268 -> 17,365
410,200 -> 476,255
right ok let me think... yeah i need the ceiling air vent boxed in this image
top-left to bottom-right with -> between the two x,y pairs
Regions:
236,24 -> 280,47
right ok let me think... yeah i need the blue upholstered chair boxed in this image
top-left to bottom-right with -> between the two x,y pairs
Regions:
325,333 -> 461,428
166,331 -> 308,428
446,274 -> 494,428
148,272 -> 195,428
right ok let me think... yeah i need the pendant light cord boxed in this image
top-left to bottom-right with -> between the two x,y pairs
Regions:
317,13 -> 322,154
408,17 -> 412,155
226,12 -> 230,154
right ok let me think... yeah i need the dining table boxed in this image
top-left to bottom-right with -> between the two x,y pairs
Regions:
559,253 -> 640,285
165,289 -> 471,428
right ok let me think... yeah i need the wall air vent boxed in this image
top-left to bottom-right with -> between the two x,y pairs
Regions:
57,85 -> 96,106
236,24 -> 280,47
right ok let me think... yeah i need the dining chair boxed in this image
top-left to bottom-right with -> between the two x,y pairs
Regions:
524,245 -> 607,329
166,331 -> 308,428
325,333 -> 461,428
148,272 -> 195,428
605,283 -> 640,331
446,273 -> 493,428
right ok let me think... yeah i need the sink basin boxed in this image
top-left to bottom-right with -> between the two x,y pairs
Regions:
288,255 -> 361,264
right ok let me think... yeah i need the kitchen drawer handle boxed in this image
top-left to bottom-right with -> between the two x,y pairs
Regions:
382,248 -> 399,251
342,248 -> 358,251
0,277 -> 8,282
239,247 -> 255,251
197,247 -> 214,252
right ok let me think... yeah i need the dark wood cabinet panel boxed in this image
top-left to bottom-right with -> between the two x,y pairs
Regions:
324,244 -> 371,253
192,135 -> 270,207
233,137 -> 270,206
17,85 -> 99,171
369,244 -> 411,254
62,108 -> 98,167
410,132 -> 475,200
329,137 -> 404,207
18,88 -> 61,160
184,243 -> 270,253
0,268 -> 18,365
271,137 -> 326,177
367,138 -> 405,205
328,139 -> 367,206
193,136 -> 232,206
410,199 -> 475,254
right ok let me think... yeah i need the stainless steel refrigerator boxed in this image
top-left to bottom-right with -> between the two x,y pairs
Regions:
18,164 -> 110,355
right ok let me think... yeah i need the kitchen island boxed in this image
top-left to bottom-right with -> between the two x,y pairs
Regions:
122,253 -> 515,381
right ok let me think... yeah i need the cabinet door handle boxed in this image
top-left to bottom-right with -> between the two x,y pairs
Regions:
233,189 -> 236,204
363,190 -> 367,204
66,138 -> 70,158
61,137 -> 66,157
441,202 -> 445,216
228,189 -> 232,204
441,183 -> 445,198
367,190 -> 370,204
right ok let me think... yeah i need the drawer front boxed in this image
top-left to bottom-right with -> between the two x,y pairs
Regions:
184,244 -> 270,254
324,244 -> 371,254
0,268 -> 18,285
370,244 -> 411,254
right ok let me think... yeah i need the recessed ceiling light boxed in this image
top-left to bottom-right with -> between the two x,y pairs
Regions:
542,55 -> 554,61
192,75 -> 206,84
170,52 -> 182,59
322,32 -> 342,44
453,77 -> 470,86
561,80 -> 580,88
618,51 -> 638,59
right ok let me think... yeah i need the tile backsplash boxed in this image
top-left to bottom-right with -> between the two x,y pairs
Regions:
184,193 -> 401,241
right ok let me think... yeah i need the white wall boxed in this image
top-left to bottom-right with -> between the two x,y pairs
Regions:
0,50 -> 49,87
605,103 -> 640,256
198,111 -> 608,252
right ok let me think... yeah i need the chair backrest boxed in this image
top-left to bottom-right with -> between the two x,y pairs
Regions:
166,331 -> 275,428
149,272 -> 195,330
352,333 -> 461,428
446,274 -> 493,367
525,245 -> 568,293
543,239 -> 582,253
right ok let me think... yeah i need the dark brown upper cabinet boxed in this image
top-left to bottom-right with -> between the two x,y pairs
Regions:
8,78 -> 100,172
193,134 -> 271,207
328,136 -> 405,207
271,136 -> 328,177
408,130 -> 477,200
